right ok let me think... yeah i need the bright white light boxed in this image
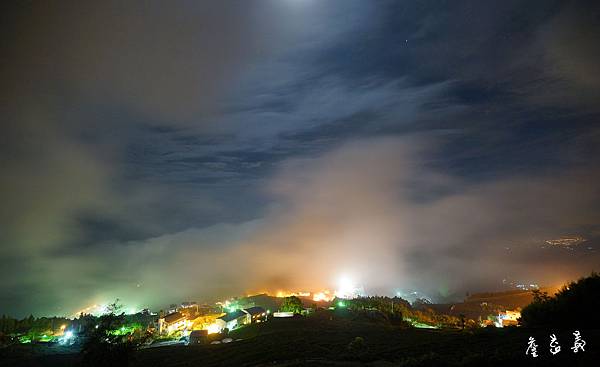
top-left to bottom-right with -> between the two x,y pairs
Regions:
64,331 -> 73,339
333,275 -> 365,299
339,276 -> 353,290
335,276 -> 355,299
206,324 -> 221,334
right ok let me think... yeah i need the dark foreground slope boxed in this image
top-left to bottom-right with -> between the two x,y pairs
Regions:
3,311 -> 599,366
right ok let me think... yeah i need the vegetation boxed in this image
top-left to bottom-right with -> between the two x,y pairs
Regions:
279,296 -> 303,314
4,275 -> 599,365
341,296 -> 463,328
134,313 -> 600,366
521,272 -> 600,328
0,314 -> 71,342
80,300 -> 149,367
3,314 -> 600,366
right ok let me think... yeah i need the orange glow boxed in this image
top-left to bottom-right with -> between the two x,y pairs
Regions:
312,291 -> 334,302
246,289 -> 336,302
275,290 -> 312,298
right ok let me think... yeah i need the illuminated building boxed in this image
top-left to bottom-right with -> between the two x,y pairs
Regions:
214,310 -> 248,332
273,311 -> 294,318
244,306 -> 267,323
494,310 -> 521,327
158,312 -> 187,334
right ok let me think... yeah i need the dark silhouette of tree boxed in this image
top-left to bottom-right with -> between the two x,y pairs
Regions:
459,314 -> 466,330
521,272 -> 600,328
81,299 -> 147,367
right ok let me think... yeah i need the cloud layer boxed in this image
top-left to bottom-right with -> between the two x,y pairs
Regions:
19,136 -> 597,316
1,1 -> 599,317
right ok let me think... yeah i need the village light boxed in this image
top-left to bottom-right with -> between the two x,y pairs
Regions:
60,330 -> 75,345
207,323 -> 221,334
335,275 -> 356,299
312,291 -> 333,302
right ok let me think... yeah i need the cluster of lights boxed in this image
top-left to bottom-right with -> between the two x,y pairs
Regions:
334,276 -> 363,299
59,330 -> 75,345
312,291 -> 334,302
245,289 -> 337,302
270,290 -> 335,302
245,276 -> 364,303
275,291 -> 311,298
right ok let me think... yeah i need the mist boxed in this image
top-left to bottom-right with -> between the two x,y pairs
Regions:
31,136 -> 596,315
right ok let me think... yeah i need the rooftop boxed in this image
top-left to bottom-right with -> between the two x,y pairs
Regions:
163,312 -> 185,323
244,306 -> 266,316
219,310 -> 246,322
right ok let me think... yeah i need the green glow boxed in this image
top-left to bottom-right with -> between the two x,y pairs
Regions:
226,302 -> 241,312
19,333 -> 56,343
405,318 -> 438,329
109,323 -> 142,336
39,334 -> 55,342
412,322 -> 438,329
337,301 -> 346,308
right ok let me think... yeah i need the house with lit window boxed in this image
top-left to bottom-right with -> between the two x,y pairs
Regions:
244,306 -> 267,323
494,310 -> 521,327
158,311 -> 187,334
214,310 -> 248,332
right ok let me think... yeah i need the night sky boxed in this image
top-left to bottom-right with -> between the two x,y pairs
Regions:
1,1 -> 599,317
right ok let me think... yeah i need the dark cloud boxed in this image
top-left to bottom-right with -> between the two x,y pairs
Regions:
536,0 -> 600,108
1,1 -> 270,122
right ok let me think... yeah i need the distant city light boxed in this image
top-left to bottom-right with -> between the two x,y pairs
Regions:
545,236 -> 586,247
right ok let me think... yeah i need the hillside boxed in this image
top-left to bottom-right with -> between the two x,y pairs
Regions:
422,289 -> 554,320
4,311 -> 599,366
